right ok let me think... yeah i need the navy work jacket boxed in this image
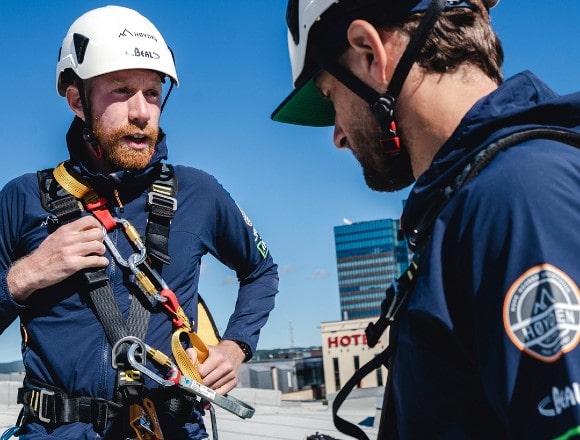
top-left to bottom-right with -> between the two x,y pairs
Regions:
0,117 -> 279,438
392,71 -> 580,439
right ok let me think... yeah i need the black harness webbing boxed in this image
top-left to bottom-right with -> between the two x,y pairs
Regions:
332,127 -> 580,440
146,163 -> 178,267
37,162 -> 177,346
17,377 -> 122,435
22,163 -> 178,433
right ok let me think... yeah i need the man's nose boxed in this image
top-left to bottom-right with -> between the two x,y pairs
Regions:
128,91 -> 150,126
333,117 -> 347,149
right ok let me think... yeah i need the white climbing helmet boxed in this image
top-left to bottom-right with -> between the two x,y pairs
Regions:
56,5 -> 178,96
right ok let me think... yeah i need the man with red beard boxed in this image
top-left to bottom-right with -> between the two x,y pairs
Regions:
0,6 -> 278,440
272,0 -> 580,439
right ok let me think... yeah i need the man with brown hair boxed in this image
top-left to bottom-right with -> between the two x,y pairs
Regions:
273,0 -> 580,438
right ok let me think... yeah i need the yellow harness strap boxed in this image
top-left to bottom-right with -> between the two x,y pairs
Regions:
53,162 -> 90,197
171,327 -> 208,384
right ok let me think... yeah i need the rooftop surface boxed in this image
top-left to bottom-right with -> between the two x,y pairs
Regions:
0,383 -> 381,440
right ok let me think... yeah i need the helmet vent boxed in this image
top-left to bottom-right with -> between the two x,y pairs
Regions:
73,33 -> 89,64
286,0 -> 300,45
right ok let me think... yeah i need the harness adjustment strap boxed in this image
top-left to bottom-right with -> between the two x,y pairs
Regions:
17,379 -> 121,435
146,163 -> 177,266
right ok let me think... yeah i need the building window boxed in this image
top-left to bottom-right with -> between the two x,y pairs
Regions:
333,357 -> 340,390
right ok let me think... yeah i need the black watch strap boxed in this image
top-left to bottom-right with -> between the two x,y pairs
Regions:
233,340 -> 252,362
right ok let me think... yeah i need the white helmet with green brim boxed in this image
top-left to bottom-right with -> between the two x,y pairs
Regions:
271,0 -> 499,127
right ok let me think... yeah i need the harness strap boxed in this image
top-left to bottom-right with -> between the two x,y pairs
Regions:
37,171 -> 81,232
332,348 -> 392,440
146,163 -> 178,266
83,268 -> 149,345
17,377 -> 121,435
331,257 -> 420,440
49,162 -> 207,391
408,127 -> 580,249
17,377 -> 200,437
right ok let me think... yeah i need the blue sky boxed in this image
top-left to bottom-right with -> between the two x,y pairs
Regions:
0,1 -> 578,363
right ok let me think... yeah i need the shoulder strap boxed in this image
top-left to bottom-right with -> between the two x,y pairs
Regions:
146,163 -> 178,267
332,127 -> 580,439
37,168 -> 82,232
408,127 -> 580,249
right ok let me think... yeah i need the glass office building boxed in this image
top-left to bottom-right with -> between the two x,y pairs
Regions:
334,219 -> 410,320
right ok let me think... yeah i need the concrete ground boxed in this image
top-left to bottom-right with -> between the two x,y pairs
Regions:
0,382 -> 381,440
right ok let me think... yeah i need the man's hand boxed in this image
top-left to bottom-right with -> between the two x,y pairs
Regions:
187,340 -> 245,395
7,216 -> 109,303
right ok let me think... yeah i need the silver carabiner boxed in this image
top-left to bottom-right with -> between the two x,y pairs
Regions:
102,221 -> 148,269
103,230 -> 129,268
127,343 -> 177,388
111,336 -> 146,370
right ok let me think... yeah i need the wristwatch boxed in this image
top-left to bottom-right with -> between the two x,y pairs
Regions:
233,340 -> 252,362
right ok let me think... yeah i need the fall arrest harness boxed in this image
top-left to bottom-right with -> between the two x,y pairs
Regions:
11,160 -> 253,440
331,127 -> 580,440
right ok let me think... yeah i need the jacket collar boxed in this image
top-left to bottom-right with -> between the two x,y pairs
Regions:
401,70 -> 580,238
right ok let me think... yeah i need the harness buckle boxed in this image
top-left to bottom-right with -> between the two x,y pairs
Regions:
148,191 -> 177,213
36,388 -> 55,424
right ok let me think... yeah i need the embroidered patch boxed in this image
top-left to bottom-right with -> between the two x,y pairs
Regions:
503,264 -> 580,362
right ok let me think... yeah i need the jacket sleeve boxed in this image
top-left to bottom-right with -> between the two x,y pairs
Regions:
196,172 -> 279,354
443,139 -> 580,438
0,175 -> 34,333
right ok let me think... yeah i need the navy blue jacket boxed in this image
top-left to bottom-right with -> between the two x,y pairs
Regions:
0,117 -> 279,439
393,71 -> 580,439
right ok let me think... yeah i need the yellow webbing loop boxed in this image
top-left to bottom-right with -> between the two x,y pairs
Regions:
53,162 -> 93,199
171,327 -> 209,384
53,161 -> 107,210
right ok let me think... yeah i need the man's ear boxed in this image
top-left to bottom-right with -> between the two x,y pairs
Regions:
65,85 -> 85,121
346,19 -> 389,86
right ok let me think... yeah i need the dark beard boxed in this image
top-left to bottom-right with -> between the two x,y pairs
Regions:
362,147 -> 415,191
349,122 -> 415,192
92,121 -> 158,171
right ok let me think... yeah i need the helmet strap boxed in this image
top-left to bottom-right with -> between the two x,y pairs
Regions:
160,80 -> 175,114
322,0 -> 446,154
76,78 -> 102,156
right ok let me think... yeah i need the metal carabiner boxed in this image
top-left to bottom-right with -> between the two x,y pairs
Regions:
102,220 -> 148,269
103,230 -> 130,268
116,218 -> 147,255
112,336 -> 146,370
127,343 -> 177,388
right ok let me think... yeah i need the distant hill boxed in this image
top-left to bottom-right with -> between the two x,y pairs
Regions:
0,360 -> 24,374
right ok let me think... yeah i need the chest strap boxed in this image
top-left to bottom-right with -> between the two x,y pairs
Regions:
38,162 -> 178,264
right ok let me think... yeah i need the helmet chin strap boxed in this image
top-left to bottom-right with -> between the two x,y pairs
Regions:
76,79 -> 103,158
323,0 -> 447,154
